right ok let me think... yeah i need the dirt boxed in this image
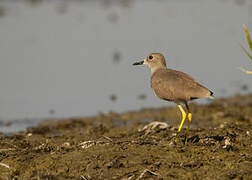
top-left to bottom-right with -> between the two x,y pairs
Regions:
0,94 -> 252,180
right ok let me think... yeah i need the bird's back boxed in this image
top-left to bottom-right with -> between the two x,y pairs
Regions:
151,68 -> 212,102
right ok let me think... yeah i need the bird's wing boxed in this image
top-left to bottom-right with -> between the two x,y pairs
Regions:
151,69 -> 210,101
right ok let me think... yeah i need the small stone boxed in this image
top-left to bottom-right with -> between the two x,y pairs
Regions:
168,141 -> 175,147
63,142 -> 70,147
171,133 -> 177,137
223,137 -> 232,150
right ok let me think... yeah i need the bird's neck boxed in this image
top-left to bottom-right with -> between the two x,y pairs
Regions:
151,66 -> 166,75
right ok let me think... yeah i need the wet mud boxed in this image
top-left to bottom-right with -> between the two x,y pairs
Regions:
0,94 -> 252,179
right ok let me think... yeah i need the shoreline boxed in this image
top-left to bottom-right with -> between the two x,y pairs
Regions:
0,94 -> 252,179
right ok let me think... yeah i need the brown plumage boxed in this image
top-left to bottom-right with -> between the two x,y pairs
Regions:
133,52 -> 214,144
151,68 -> 213,102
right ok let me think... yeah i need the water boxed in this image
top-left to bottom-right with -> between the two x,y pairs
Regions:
0,0 -> 251,133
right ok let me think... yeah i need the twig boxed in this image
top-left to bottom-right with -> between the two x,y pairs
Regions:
0,148 -> 15,152
0,162 -> 10,169
1,142 -> 18,149
80,175 -> 88,180
102,135 -> 113,142
137,169 -> 159,180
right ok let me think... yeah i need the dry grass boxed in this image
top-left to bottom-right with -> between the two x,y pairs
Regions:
240,24 -> 252,74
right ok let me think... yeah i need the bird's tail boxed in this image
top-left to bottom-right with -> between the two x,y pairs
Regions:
208,90 -> 214,99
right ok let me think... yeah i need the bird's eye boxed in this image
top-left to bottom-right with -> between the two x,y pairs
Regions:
149,55 -> 153,60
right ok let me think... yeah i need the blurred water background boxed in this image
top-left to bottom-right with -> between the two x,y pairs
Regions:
0,0 -> 251,133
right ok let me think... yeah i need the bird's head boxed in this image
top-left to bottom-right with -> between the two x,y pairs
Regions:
133,53 -> 167,70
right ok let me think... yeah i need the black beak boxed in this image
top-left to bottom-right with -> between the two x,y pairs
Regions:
133,60 -> 144,66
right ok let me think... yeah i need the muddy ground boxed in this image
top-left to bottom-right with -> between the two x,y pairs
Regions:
0,94 -> 252,180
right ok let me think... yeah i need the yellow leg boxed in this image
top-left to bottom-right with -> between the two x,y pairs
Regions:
185,113 -> 192,145
177,105 -> 187,132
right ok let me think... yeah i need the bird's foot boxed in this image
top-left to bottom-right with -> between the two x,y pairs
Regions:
171,132 -> 181,144
184,136 -> 188,145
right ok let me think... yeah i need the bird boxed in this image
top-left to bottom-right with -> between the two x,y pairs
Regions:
133,53 -> 214,144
